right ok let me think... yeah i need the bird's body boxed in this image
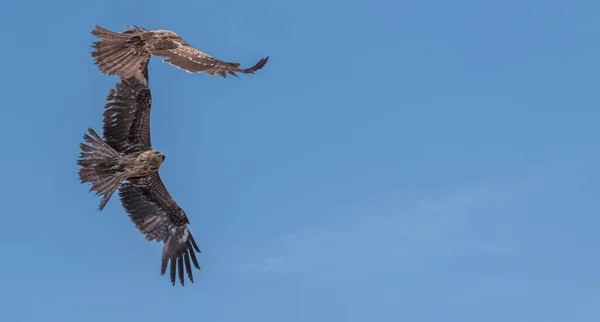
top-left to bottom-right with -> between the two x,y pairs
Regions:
87,147 -> 164,178
91,25 -> 269,79
125,150 -> 165,177
78,129 -> 166,207
77,70 -> 201,286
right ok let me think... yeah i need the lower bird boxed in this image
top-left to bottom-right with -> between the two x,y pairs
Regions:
91,24 -> 269,80
77,67 -> 201,286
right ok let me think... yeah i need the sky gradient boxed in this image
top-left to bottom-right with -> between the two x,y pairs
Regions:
0,0 -> 599,321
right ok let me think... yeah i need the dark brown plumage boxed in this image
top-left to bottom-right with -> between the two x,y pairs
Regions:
91,25 -> 269,79
77,68 -> 201,286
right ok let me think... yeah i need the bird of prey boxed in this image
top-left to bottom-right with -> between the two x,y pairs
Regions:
90,25 -> 269,80
77,68 -> 201,286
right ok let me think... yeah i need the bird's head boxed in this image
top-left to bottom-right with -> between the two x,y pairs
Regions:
154,151 -> 166,164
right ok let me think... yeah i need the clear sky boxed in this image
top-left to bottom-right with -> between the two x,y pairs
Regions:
0,0 -> 599,321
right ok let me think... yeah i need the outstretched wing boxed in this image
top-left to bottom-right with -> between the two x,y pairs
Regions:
118,173 -> 201,286
102,63 -> 152,154
149,42 -> 269,78
90,25 -> 151,80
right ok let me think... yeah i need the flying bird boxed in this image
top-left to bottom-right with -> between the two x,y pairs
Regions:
77,68 -> 201,286
90,25 -> 269,80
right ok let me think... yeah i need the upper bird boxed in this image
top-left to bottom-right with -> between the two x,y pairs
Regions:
77,66 -> 201,286
90,25 -> 269,80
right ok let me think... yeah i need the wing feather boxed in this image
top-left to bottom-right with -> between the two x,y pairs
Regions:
118,173 -> 201,286
150,44 -> 269,78
102,64 -> 152,154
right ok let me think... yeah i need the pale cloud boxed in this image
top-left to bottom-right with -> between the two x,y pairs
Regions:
242,159 -> 589,278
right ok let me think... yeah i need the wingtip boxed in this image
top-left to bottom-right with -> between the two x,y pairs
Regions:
90,25 -> 104,36
242,56 -> 270,74
162,269 -> 177,287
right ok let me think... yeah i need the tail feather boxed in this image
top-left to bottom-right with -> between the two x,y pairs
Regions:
90,25 -> 147,78
77,128 -> 125,211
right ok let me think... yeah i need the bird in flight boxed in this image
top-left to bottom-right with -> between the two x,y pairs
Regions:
77,66 -> 201,286
90,25 -> 269,80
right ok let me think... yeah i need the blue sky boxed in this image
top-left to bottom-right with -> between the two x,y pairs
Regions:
0,0 -> 599,321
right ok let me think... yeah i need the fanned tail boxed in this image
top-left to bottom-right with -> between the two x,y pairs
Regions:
77,128 -> 125,211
